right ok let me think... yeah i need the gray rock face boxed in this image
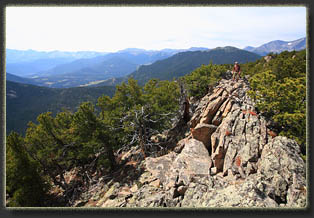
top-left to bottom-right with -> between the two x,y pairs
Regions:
145,139 -> 212,189
257,136 -> 306,206
76,75 -> 306,208
173,139 -> 212,186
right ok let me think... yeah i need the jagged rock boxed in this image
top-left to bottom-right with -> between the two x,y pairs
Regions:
130,184 -> 138,193
94,182 -> 120,207
173,138 -> 186,153
129,184 -> 165,207
150,179 -> 161,188
117,187 -> 132,198
200,95 -> 226,124
189,93 -> 211,128
145,152 -> 177,187
190,123 -> 217,149
145,139 -> 211,189
210,167 -> 217,175
181,176 -> 278,207
212,98 -> 232,126
76,73 -> 306,208
138,171 -> 154,185
264,55 -> 273,62
101,197 -> 126,207
173,139 -> 212,186
257,136 -> 306,206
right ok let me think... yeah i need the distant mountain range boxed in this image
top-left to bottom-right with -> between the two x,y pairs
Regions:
6,46 -> 259,88
243,37 -> 306,56
6,37 -> 305,88
6,49 -> 109,64
6,47 -> 208,78
6,80 -> 116,135
6,47 -> 210,88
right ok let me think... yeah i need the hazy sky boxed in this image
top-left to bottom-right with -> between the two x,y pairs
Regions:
6,6 -> 306,52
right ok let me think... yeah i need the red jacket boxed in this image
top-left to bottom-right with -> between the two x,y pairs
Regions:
233,64 -> 240,73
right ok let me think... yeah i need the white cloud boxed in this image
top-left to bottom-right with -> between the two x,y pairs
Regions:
6,6 -> 306,52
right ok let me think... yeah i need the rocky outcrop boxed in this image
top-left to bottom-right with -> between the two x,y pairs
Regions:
264,55 -> 273,63
73,76 -> 306,208
146,139 -> 212,189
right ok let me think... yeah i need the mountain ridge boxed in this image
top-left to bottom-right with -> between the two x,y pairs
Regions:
243,37 -> 306,55
6,48 -> 109,64
127,46 -> 261,85
6,37 -> 305,88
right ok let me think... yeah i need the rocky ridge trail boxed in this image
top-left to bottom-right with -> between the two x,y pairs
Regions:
71,75 -> 306,208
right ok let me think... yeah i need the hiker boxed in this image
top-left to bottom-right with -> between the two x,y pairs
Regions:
232,61 -> 241,82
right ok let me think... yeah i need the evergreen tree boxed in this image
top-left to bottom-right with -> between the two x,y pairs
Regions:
247,50 -> 306,154
97,78 -> 180,155
6,132 -> 48,207
183,63 -> 227,99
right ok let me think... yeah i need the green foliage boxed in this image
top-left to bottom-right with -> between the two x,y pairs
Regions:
97,78 -> 180,149
143,79 -> 180,117
10,77 -> 180,206
24,112 -> 72,180
241,50 -> 306,79
6,132 -> 48,207
247,50 -> 306,153
183,63 -> 227,99
24,103 -> 115,175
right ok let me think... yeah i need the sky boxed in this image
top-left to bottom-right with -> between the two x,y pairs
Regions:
6,6 -> 307,52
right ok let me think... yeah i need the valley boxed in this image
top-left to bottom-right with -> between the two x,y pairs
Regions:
6,80 -> 116,135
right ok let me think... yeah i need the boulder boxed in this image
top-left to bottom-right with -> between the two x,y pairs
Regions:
173,139 -> 212,186
145,139 -> 211,189
190,123 -> 217,149
145,152 -> 177,188
264,55 -> 273,63
257,136 -> 306,206
200,96 -> 226,124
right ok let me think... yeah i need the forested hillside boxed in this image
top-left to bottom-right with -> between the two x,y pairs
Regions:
6,81 -> 116,135
6,73 -> 40,86
129,46 -> 261,85
6,49 -> 306,207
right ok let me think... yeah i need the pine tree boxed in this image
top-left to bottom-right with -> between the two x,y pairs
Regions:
183,63 -> 227,99
247,50 -> 306,155
6,132 -> 48,207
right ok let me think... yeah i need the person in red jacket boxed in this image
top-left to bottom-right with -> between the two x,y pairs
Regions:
232,61 -> 241,82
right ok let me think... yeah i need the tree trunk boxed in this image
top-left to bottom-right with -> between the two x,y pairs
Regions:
106,145 -> 116,171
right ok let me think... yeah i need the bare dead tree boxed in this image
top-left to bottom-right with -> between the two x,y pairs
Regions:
119,105 -> 176,158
